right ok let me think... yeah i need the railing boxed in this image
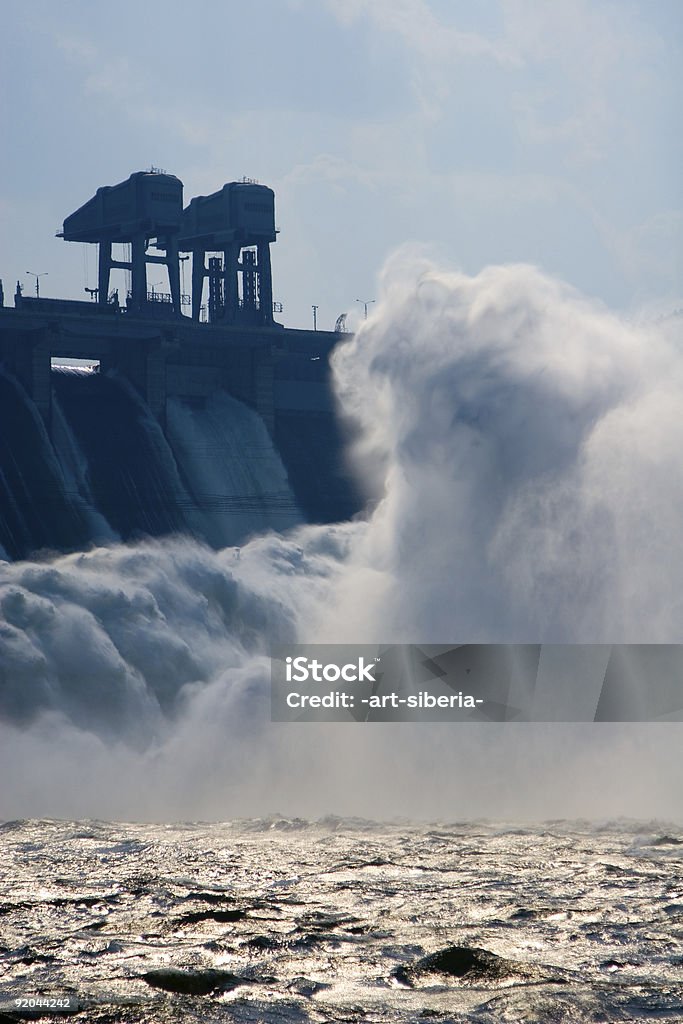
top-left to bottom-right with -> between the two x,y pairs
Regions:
125,291 -> 191,306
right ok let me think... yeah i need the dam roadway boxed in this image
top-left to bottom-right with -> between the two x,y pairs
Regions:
0,302 -> 341,428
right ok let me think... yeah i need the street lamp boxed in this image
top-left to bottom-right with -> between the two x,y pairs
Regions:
312,304 -> 319,331
356,297 -> 375,319
26,271 -> 48,298
179,255 -> 190,305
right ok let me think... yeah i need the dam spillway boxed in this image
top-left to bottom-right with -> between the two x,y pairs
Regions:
0,170 -> 362,559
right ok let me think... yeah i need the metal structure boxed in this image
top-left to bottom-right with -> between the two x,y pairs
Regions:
207,256 -> 223,323
178,181 -> 276,325
58,172 -> 281,326
26,271 -> 48,297
60,171 -> 184,314
356,298 -> 375,320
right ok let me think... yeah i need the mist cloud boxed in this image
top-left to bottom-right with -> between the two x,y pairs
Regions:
331,253 -> 683,642
1,254 -> 682,821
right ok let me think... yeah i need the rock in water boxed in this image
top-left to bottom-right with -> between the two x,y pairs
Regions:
141,967 -> 247,995
394,944 -> 550,987
176,908 -> 247,925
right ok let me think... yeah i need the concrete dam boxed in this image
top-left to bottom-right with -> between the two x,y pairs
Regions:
0,170 -> 362,560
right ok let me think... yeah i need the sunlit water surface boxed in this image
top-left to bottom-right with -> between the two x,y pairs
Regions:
1,817 -> 683,1022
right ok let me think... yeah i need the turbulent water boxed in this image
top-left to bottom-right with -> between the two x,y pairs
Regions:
2,259 -> 683,1020
0,367 -> 306,562
1,817 -> 683,1023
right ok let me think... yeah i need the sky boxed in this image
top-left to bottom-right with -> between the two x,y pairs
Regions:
0,0 -> 680,331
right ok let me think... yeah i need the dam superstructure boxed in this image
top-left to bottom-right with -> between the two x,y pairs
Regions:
180,180 -> 276,325
0,171 -> 361,559
61,170 -> 185,317
58,171 -> 277,327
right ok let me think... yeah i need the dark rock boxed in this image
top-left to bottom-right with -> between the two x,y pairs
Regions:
600,958 -> 641,970
286,976 -> 331,997
141,967 -> 248,995
248,935 -> 283,951
176,908 -> 247,926
393,944 -> 559,987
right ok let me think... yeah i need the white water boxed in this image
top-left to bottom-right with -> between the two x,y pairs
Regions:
166,390 -> 301,547
50,385 -> 119,545
1,256 -> 682,821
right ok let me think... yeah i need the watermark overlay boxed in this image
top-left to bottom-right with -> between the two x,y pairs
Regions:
271,645 -> 683,722
0,994 -> 82,1017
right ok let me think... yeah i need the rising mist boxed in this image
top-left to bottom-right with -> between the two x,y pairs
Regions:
1,255 -> 682,822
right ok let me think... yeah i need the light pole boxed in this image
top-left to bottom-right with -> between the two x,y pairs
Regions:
26,271 -> 48,298
356,297 -> 375,320
179,255 -> 189,306
312,304 -> 318,331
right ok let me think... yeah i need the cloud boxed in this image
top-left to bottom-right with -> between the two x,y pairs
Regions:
323,0 -> 517,119
53,30 -> 216,148
500,0 -> 660,162
325,0 -> 517,66
597,210 -> 683,304
324,0 -> 664,162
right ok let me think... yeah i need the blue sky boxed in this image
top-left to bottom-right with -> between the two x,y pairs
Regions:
0,0 -> 680,329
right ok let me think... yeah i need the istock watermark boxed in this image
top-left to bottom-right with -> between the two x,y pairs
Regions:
272,644 -> 506,722
285,655 -> 378,683
271,645 -> 683,723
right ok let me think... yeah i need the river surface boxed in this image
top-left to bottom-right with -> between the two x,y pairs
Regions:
1,817 -> 683,1023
